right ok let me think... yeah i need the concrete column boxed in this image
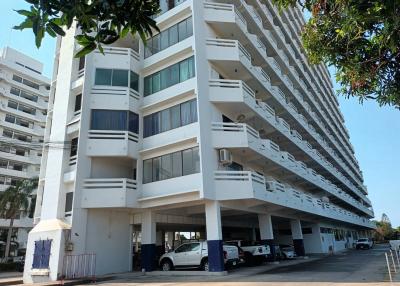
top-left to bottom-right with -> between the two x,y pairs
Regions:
258,214 -> 275,258
290,219 -> 305,256
166,231 -> 174,251
141,210 -> 156,271
205,201 -> 224,272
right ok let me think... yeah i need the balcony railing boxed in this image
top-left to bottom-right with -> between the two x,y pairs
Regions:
215,170 -> 374,228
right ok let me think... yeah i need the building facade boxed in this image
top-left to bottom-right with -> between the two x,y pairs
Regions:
24,0 -> 374,282
0,47 -> 50,255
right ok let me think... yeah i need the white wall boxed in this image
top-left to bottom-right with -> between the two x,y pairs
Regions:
85,209 -> 131,275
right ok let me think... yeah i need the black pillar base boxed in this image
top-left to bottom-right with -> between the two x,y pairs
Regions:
293,239 -> 306,257
141,243 -> 156,271
207,240 -> 224,272
261,239 -> 276,260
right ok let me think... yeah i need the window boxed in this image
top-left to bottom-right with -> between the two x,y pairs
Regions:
143,99 -> 197,137
94,69 -> 139,91
74,94 -> 82,112
145,17 -> 193,58
32,240 -> 52,269
143,146 -> 199,183
91,110 -> 139,133
144,56 -> 195,96
10,87 -> 39,102
70,138 -> 78,157
78,56 -> 85,71
5,114 -> 15,124
13,74 -> 40,89
65,192 -> 73,215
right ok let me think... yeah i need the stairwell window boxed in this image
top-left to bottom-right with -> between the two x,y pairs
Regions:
143,147 -> 199,183
91,110 -> 139,134
144,56 -> 195,96
94,69 -> 140,92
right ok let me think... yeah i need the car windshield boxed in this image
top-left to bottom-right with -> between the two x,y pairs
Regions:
358,239 -> 367,242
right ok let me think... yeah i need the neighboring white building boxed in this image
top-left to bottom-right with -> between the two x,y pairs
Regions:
24,0 -> 375,282
0,47 -> 50,256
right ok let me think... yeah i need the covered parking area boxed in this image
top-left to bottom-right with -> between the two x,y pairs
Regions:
129,199 -> 333,273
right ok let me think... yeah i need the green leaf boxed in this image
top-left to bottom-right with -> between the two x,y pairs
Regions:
75,42 -> 97,58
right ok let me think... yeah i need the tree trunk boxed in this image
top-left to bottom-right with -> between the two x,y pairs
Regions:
4,217 -> 14,261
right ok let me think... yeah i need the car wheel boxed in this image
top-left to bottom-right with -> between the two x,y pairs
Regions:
161,259 -> 173,271
201,259 -> 209,271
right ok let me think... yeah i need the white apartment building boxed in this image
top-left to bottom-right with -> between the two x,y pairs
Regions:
23,0 -> 375,282
0,47 -> 50,255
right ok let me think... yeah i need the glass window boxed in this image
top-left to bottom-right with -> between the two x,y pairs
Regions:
70,138 -> 78,157
169,25 -> 178,46
142,147 -> 199,183
144,115 -> 153,137
181,101 -> 191,126
175,244 -> 190,253
65,192 -> 74,213
74,94 -> 82,112
171,105 -> 181,129
152,72 -> 161,94
160,109 -> 171,132
143,160 -> 153,184
8,101 -> 18,110
160,154 -> 172,180
112,69 -> 129,87
160,30 -> 169,50
143,99 -> 196,137
152,157 -> 161,182
5,114 -> 15,123
78,56 -> 85,71
186,17 -> 193,37
130,71 -> 139,91
10,87 -> 20,96
188,243 -> 200,251
144,77 -> 152,96
172,151 -> 182,177
12,75 -> 23,83
152,34 -> 160,54
179,59 -> 189,82
95,69 -> 112,85
144,56 -> 195,96
190,99 -> 197,123
128,112 -> 139,134
178,20 -> 187,41
91,110 -> 127,130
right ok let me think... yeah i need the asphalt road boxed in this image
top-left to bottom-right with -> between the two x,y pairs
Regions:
81,244 -> 397,286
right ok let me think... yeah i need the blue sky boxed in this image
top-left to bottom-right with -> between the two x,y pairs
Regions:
1,1 -> 399,227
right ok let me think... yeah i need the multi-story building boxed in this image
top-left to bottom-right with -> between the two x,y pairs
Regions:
23,0 -> 375,282
0,47 -> 50,255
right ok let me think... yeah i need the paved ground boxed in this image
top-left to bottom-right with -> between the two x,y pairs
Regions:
81,244 -> 398,286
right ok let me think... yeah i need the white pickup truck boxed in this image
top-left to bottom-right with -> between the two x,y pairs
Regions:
225,240 -> 270,265
159,241 -> 239,271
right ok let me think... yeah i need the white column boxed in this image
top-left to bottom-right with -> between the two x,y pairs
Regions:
141,210 -> 156,245
290,219 -> 303,240
258,214 -> 274,240
205,201 -> 222,241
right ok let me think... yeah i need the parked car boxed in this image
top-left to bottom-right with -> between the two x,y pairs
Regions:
225,240 -> 270,265
279,244 -> 296,259
355,238 -> 373,249
159,241 -> 239,271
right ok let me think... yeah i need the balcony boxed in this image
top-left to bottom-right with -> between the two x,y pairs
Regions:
208,79 -> 369,205
214,171 -> 374,228
86,130 -> 139,159
81,178 -> 138,208
205,30 -> 365,195
93,47 -> 140,73
90,86 -> 140,113
211,122 -> 373,217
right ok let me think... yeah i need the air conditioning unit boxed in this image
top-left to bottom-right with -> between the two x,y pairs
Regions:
219,149 -> 232,165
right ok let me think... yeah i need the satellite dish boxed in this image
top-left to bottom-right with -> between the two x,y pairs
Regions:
236,114 -> 246,122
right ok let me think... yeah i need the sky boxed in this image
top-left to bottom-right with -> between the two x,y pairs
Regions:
1,1 -> 399,227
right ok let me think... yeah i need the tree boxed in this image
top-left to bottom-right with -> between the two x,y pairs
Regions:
272,0 -> 400,108
0,178 -> 38,261
15,0 -> 160,57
